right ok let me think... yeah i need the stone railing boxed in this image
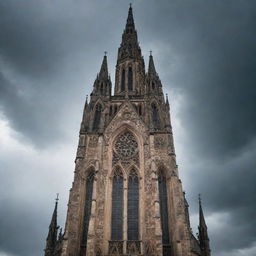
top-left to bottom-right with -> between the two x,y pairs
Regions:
108,240 -> 141,255
108,240 -> 124,255
126,240 -> 141,254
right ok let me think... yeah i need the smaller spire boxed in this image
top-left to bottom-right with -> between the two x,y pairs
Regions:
44,195 -> 59,256
98,54 -> 108,80
198,194 -> 211,256
85,95 -> 88,105
148,53 -> 157,76
199,194 -> 206,227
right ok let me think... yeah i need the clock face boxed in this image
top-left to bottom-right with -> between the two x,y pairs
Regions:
114,131 -> 138,159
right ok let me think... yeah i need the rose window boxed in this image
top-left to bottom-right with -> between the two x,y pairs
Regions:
114,132 -> 138,159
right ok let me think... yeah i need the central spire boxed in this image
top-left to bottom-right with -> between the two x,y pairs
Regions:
114,5 -> 145,96
126,4 -> 135,27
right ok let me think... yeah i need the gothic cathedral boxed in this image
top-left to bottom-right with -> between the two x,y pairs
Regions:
45,6 -> 211,256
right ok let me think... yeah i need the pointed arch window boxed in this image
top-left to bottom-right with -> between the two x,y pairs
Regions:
151,103 -> 160,129
128,67 -> 133,91
93,104 -> 102,130
158,170 -> 172,255
81,170 -> 95,254
152,82 -> 155,90
121,69 -> 126,91
128,169 -> 139,240
100,82 -> 104,95
111,168 -> 124,240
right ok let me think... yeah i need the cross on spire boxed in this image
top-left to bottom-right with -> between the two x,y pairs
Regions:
55,193 -> 59,203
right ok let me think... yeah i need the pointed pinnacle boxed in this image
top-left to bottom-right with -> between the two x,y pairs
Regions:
126,4 -> 135,26
199,194 -> 206,227
148,54 -> 157,76
166,93 -> 169,105
99,55 -> 108,80
85,95 -> 88,105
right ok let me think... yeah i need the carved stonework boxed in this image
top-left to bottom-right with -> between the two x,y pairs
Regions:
126,240 -> 141,254
115,131 -> 138,159
108,241 -> 123,255
89,136 -> 98,147
144,240 -> 157,256
154,136 -> 166,149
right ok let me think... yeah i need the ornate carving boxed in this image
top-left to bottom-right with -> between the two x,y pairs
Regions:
126,240 -> 141,254
89,136 -> 98,147
95,244 -> 102,256
108,241 -> 123,255
144,240 -> 157,256
104,102 -> 148,144
112,151 -> 119,167
154,136 -> 166,149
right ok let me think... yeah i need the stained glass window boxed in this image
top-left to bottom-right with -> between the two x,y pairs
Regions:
111,168 -> 124,240
128,169 -> 139,240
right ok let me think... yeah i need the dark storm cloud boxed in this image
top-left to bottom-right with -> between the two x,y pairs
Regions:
0,1 -> 256,256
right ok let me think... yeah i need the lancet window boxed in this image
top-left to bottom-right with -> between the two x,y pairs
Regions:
121,69 -> 126,91
93,104 -> 102,130
128,67 -> 133,91
158,170 -> 172,255
80,170 -> 95,254
111,168 -> 124,240
128,169 -> 139,240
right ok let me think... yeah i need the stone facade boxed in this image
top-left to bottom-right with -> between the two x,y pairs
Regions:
44,6 -> 210,256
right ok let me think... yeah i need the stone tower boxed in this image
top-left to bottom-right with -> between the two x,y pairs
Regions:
44,6 -> 211,256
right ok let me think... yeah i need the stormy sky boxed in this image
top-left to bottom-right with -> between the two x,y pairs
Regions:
0,0 -> 256,255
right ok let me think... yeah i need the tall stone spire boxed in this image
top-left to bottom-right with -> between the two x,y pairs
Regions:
198,195 -> 211,256
114,5 -> 145,96
44,196 -> 59,256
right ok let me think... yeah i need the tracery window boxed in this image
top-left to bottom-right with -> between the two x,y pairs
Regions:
151,103 -> 160,129
121,69 -> 126,91
93,104 -> 102,130
114,131 -> 138,159
128,169 -> 139,240
158,170 -> 172,255
128,67 -> 133,91
111,168 -> 124,240
80,171 -> 95,255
